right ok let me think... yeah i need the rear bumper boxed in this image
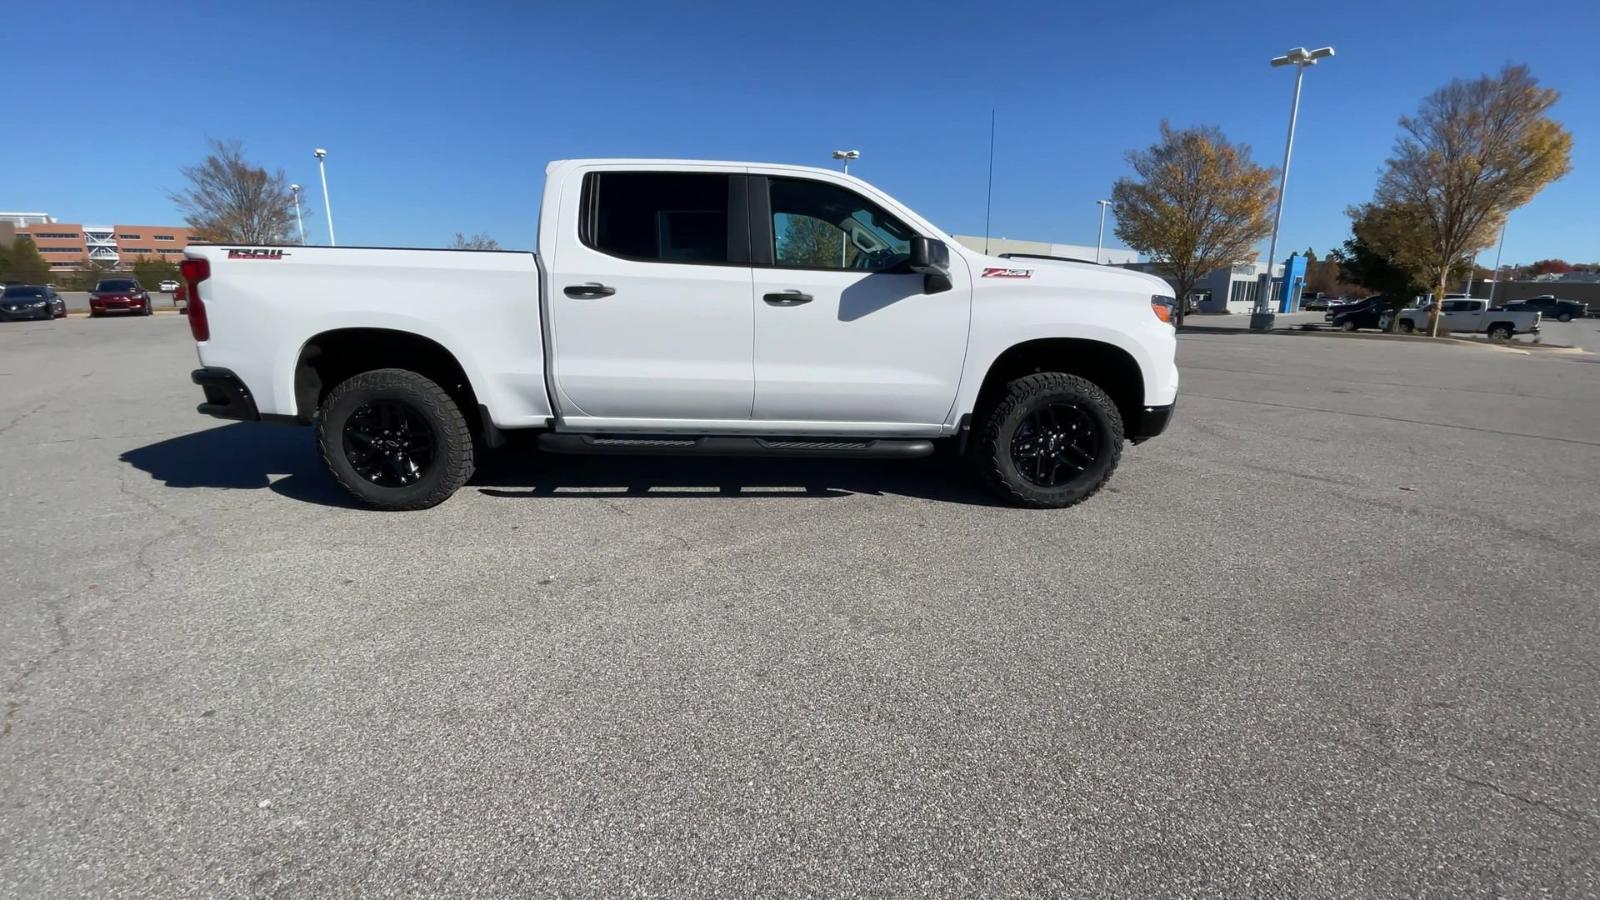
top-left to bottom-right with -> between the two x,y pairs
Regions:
1129,399 -> 1175,443
192,368 -> 260,421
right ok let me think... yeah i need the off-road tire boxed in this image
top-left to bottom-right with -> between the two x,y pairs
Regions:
976,372 -> 1124,509
317,368 -> 474,510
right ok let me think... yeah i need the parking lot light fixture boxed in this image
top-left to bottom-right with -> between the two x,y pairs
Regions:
1253,45 -> 1335,330
314,148 -> 336,246
290,184 -> 306,246
831,149 -> 860,175
1095,199 -> 1112,264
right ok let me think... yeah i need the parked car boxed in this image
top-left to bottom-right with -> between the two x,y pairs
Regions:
1390,298 -> 1541,339
1302,293 -> 1331,311
88,278 -> 153,317
0,284 -> 67,321
1503,295 -> 1587,322
183,157 -> 1180,511
158,279 -> 180,293
174,283 -> 188,313
1327,296 -> 1391,331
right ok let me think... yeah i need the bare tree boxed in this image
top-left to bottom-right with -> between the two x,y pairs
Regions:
170,139 -> 300,244
1373,65 -> 1572,335
1112,122 -> 1277,325
449,232 -> 502,251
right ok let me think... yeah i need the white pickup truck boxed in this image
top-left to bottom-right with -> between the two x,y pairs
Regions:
181,159 -> 1179,510
1390,298 -> 1541,339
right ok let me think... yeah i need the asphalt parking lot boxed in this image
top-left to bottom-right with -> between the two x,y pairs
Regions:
3,316 -> 1598,897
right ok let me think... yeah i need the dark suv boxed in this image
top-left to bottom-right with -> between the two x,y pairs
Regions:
1327,296 -> 1391,331
1503,296 -> 1588,322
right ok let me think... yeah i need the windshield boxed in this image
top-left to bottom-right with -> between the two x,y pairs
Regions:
2,286 -> 44,298
95,280 -> 137,292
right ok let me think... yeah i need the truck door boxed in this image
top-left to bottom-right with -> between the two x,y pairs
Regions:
1444,300 -> 1483,330
546,170 -> 754,422
746,175 -> 970,429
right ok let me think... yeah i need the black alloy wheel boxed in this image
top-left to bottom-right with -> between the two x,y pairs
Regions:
976,371 -> 1124,509
1009,402 -> 1105,488
317,368 -> 476,510
343,399 -> 437,488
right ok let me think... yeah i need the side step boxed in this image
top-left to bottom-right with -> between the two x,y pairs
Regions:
536,433 -> 935,460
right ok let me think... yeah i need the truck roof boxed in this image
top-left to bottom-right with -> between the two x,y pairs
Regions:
547,158 -> 867,181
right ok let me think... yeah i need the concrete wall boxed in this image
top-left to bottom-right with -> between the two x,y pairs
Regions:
1467,280 -> 1600,307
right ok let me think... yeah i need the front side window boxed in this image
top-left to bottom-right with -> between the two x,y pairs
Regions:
769,178 -> 914,272
584,172 -> 731,264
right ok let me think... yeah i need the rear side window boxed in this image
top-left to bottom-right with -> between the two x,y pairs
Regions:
582,172 -> 732,264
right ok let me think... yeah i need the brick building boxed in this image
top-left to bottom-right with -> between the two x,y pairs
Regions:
6,215 -> 194,273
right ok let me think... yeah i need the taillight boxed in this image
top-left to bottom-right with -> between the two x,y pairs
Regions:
179,258 -> 210,341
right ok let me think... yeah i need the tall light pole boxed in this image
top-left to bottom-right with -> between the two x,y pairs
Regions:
1095,199 -> 1112,264
314,148 -> 336,246
1252,45 -> 1335,330
1487,219 -> 1509,304
289,183 -> 306,246
831,149 -> 860,174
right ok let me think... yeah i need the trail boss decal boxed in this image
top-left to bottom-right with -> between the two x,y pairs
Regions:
226,249 -> 291,260
981,267 -> 1032,278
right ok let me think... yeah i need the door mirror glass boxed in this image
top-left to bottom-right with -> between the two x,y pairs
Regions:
908,236 -> 949,276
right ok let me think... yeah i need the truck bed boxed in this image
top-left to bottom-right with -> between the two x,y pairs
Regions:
186,245 -> 553,427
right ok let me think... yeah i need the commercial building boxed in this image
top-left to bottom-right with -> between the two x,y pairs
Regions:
12,217 -> 195,272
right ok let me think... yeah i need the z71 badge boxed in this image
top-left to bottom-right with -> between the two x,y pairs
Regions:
981,267 -> 1032,278
226,248 -> 291,260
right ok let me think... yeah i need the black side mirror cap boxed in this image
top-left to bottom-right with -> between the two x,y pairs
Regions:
908,236 -> 950,276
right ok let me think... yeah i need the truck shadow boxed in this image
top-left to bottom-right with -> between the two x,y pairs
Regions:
120,423 -> 1003,508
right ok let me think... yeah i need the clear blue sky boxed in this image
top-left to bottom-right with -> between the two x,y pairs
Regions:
5,0 -> 1596,266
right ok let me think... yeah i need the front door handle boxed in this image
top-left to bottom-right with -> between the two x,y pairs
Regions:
763,290 -> 813,306
564,283 -> 616,299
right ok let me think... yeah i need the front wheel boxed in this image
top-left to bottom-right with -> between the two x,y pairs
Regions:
317,368 -> 475,510
1558,313 -> 1572,323
1398,320 -> 1415,334
976,372 -> 1124,509
1340,319 -> 1358,332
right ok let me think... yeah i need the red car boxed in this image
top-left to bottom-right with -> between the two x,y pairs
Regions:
89,278 -> 154,317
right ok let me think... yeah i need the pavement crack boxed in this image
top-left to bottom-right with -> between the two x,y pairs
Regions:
0,399 -> 51,439
1443,770 -> 1597,827
2,604 -> 72,741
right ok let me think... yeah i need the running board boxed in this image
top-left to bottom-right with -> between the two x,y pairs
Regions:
536,433 -> 935,460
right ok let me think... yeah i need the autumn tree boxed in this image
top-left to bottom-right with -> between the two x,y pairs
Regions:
449,232 -> 502,251
1111,122 -> 1276,325
0,237 -> 51,284
1528,258 -> 1572,275
1372,65 -> 1572,335
170,139 -> 299,244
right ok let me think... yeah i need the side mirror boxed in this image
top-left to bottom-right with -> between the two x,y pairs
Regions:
908,236 -> 949,276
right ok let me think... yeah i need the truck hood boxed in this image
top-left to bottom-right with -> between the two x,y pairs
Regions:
967,254 -> 1173,298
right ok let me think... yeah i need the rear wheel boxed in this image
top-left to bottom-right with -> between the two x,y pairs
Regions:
976,372 -> 1123,509
1558,313 -> 1572,323
1487,324 -> 1513,341
317,368 -> 475,510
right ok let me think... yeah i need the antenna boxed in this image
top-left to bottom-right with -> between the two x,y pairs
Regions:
984,109 -> 996,255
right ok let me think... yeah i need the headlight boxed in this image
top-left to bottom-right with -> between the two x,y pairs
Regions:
27,300 -> 47,308
1150,295 -> 1177,325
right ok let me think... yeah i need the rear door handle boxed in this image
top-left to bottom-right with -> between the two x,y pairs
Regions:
763,290 -> 813,306
564,283 -> 616,299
